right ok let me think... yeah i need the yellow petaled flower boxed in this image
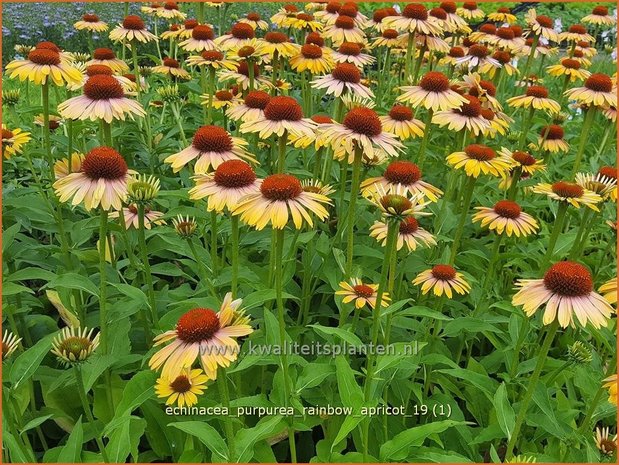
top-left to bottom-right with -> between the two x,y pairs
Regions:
446,144 -> 513,178
379,105 -> 425,140
289,12 -> 323,31
575,172 -> 617,201
151,57 -> 191,80
189,159 -> 261,212
74,13 -> 108,32
87,47 -> 130,73
186,49 -> 237,70
202,89 -> 241,110
582,5 -> 616,27
398,71 -> 468,111
599,278 -> 617,305
336,278 -> 391,309
433,95 -> 492,135
559,24 -> 594,43
459,73 -> 502,111
109,15 -> 158,43
457,2 -> 485,20
597,166 -> 617,201
412,264 -> 471,298
533,181 -> 602,210
594,427 -> 617,456
109,204 -> 165,229
513,261 -> 613,328
525,9 -> 560,42
259,31 -> 298,58
240,95 -> 316,139
487,8 -> 517,24
1,125 -> 31,159
214,23 -> 257,51
506,85 -> 561,114
384,3 -> 441,35
34,114 -> 63,131
370,216 -> 436,252
155,369 -> 209,407
179,25 -> 218,52
54,146 -> 134,211
149,292 -> 253,380
239,12 -> 269,30
165,125 -> 255,174
219,60 -> 272,91
51,326 -> 100,366
290,43 -> 335,75
2,330 -> 22,361
473,200 -> 539,237
155,2 -> 186,20
227,90 -> 270,123
564,73 -> 617,107
603,374 -> 618,405
301,179 -> 335,196
547,58 -> 591,82
5,47 -> 82,86
233,173 -> 331,230
456,44 -> 501,71
361,160 -> 442,202
161,24 -> 182,40
172,214 -> 197,238
369,185 -> 431,220
58,75 -> 145,123
177,20 -> 210,40
318,106 -> 403,160
538,125 -> 569,153
322,15 -> 366,46
311,62 -> 374,99
500,148 -> 546,175
332,41 -> 375,67
271,4 -> 299,28
371,28 -> 405,49
54,152 -> 84,180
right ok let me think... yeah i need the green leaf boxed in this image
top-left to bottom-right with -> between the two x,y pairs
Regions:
45,273 -> 99,297
4,432 -> 33,463
105,416 -> 146,463
295,362 -> 335,393
9,332 -> 57,388
330,415 -> 363,453
493,383 -> 515,440
234,415 -> 285,462
309,324 -> 363,347
112,370 -> 157,420
20,414 -> 54,434
57,417 -> 83,463
335,356 -> 363,409
169,421 -> 228,462
2,282 -> 34,296
379,420 -> 465,461
110,282 -> 150,307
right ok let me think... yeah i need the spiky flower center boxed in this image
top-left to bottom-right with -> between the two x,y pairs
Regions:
244,90 -> 270,109
260,174 -> 303,201
247,12 -> 261,21
237,61 -> 260,78
86,64 -> 114,76
264,31 -> 287,43
57,337 -> 92,358
399,216 -> 419,234
338,42 -> 361,56
464,144 -> 495,161
382,29 -> 399,39
214,159 -> 256,188
463,2 -> 478,10
389,105 -> 413,121
301,43 -> 323,59
496,27 -> 515,40
430,8 -> 447,20
82,146 -> 128,180
284,3 -> 299,13
335,15 -> 355,29
585,73 -> 613,92
479,24 -> 497,35
592,6 -> 609,16
170,375 -> 192,392
569,24 -> 587,34
164,1 -> 178,10
2,129 -> 14,140
449,47 -> 465,58
296,13 -> 314,22
339,4 -> 358,17
37,41 -> 61,52
440,2 -> 457,13
431,264 -> 456,280
94,48 -> 116,60
498,7 -> 511,13
343,107 -> 382,137
353,284 -> 374,298
163,57 -> 180,68
325,2 -> 341,14
493,200 -> 521,218
493,50 -> 512,64
402,3 -> 428,20
526,85 -> 549,98
306,32 -> 325,47
311,115 -> 333,124
419,71 -> 450,92
192,126 -> 233,153
480,108 -> 495,121
215,90 -> 233,101
28,49 -> 61,66
123,15 -> 146,30
83,75 -> 124,100
541,124 -> 564,140
201,50 -> 223,61
332,62 -> 361,84
552,181 -> 584,198
469,44 -> 490,58
561,58 -> 581,69
598,166 -> 617,180
380,194 -> 412,214
458,96 -> 482,117
384,160 -> 421,185
184,19 -> 198,29
83,13 -> 100,22
543,261 -> 593,297
193,25 -> 215,40
573,50 -> 584,58
512,151 -> 536,166
263,96 -> 303,121
176,308 -> 220,343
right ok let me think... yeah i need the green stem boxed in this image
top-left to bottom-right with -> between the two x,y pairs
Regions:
568,208 -> 595,259
137,204 -> 159,331
571,107 -> 596,177
277,130 -> 288,173
517,106 -> 535,151
405,32 -> 416,84
506,166 -> 522,200
210,210 -> 219,274
74,366 -> 109,462
505,321 -> 559,460
541,202 -> 569,269
344,145 -> 363,275
448,176 -> 476,264
416,109 -> 434,168
98,209 -> 109,353
520,35 -> 539,85
217,368 -> 236,459
170,102 -> 188,145
230,215 -> 240,298
41,82 -> 54,180
187,237 -> 217,297
207,67 -> 216,124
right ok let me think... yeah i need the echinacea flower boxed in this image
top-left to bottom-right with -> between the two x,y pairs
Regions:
311,62 -> 373,99
533,181 -> 602,210
54,152 -> 84,180
54,146 -> 133,211
322,15 -> 366,46
186,49 -> 237,70
58,75 -> 146,123
412,264 -> 471,298
379,105 -> 425,140
594,427 -> 617,456
369,186 -> 431,220
176,19 -> 201,40
226,90 -> 270,123
218,60 -> 271,91
151,57 -> 191,80
371,28 -> 404,49
290,43 -> 335,75
87,48 -> 130,73
160,23 -> 182,40
233,173 -> 331,230
189,159 -> 261,212
109,204 -> 165,229
155,369 -> 209,407
51,326 -> 100,366
179,25 -> 217,52
172,214 -> 198,238
370,216 -> 436,252
149,293 -> 253,380
481,50 -> 518,78
439,1 -> 470,31
500,148 -> 546,176
473,200 -> 539,237
336,278 -> 391,309
332,42 -> 375,67
582,6 -> 616,27
599,278 -> 617,305
447,144 -> 513,178
34,114 -> 63,131
597,166 -> 617,201
5,47 -> 82,86
1,125 -> 31,158
488,7 -> 517,24
329,2 -> 368,27
109,15 -> 158,43
156,1 -> 186,20
271,4 -> 299,28
559,24 -> 594,43
259,31 -> 298,58
290,12 -> 323,32
575,172 -> 617,201
74,13 -> 108,32
240,96 -> 316,139
538,125 -> 569,153
215,22 -> 256,51
239,12 -> 269,30
457,2 -> 485,21
603,374 -> 618,405
456,44 -> 501,71
361,160 -> 442,202
525,9 -> 559,42
506,85 -> 561,114
513,261 -> 613,328
433,95 -> 492,136
2,330 -> 21,360
384,3 -> 441,36
564,73 -> 617,107
165,125 -> 255,174
546,58 -> 591,82
203,89 -> 240,110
